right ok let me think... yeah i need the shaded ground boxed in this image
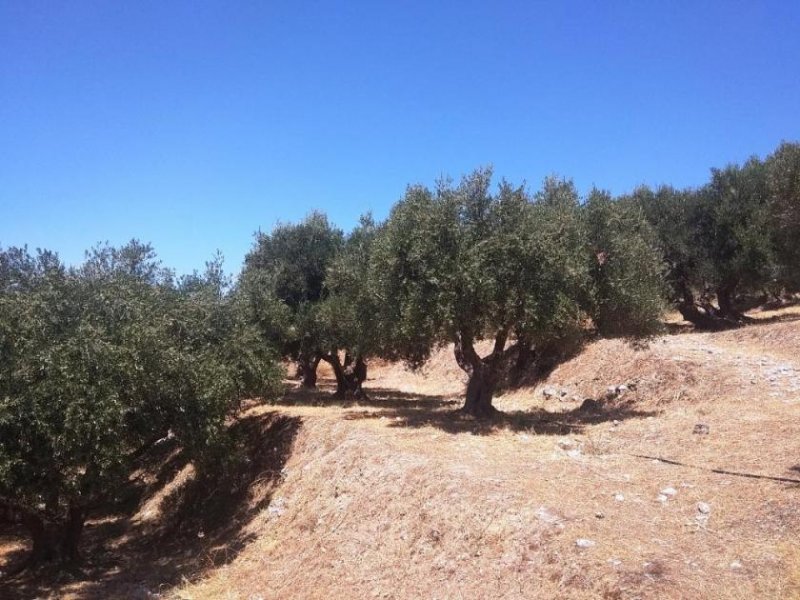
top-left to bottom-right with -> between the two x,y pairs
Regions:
1,412 -> 300,599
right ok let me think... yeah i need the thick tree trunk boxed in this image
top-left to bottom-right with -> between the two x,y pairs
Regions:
297,354 -> 320,388
344,355 -> 368,399
454,331 -> 506,418
676,287 -> 735,331
321,353 -> 348,398
0,501 -> 58,576
716,283 -> 749,323
60,504 -> 84,564
462,365 -> 499,418
321,352 -> 369,399
298,356 -> 320,389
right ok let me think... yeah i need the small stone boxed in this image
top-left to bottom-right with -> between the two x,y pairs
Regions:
697,502 -> 711,514
612,419 -> 620,427
614,493 -> 625,502
268,497 -> 287,517
557,438 -> 578,450
730,560 -> 743,570
693,423 -> 710,435
657,494 -> 669,503
543,387 -> 558,398
661,487 -> 678,496
535,506 -> 562,525
575,538 -> 596,549
595,511 -> 605,519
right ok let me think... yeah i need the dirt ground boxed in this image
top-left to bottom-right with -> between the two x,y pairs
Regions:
2,307 -> 800,599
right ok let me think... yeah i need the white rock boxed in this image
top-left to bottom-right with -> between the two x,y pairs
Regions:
575,538 -> 596,548
614,493 -> 625,502
657,494 -> 669,503
268,497 -> 286,516
730,560 -> 743,570
697,502 -> 711,514
660,486 -> 678,496
543,387 -> 558,398
535,506 -> 562,525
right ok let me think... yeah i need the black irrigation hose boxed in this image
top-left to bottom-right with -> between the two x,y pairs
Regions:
630,453 -> 800,485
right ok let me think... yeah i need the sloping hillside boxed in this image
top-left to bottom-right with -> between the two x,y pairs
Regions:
173,316 -> 800,600
3,314 -> 800,599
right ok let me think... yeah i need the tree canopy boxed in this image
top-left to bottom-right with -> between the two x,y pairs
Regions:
370,170 -> 665,416
3,139 -> 799,574
0,242 -> 280,567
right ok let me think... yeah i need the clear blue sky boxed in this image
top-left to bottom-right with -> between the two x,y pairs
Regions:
2,1 -> 799,275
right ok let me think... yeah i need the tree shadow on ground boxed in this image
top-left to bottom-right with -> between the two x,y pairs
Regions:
343,398 -> 658,436
665,311 -> 800,335
1,411 -> 301,600
749,312 -> 800,325
277,381 -> 656,437
275,381 -> 461,412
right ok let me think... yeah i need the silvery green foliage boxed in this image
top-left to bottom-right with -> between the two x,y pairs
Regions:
321,214 -> 382,357
766,142 -> 800,290
240,211 -> 344,361
697,159 -> 774,296
0,241 -> 281,553
370,169 -> 665,379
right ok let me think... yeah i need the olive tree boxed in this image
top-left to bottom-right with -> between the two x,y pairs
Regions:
240,212 -> 343,388
766,141 -> 800,291
319,214 -> 382,398
370,170 -> 665,417
693,159 -> 774,322
0,242 -> 280,569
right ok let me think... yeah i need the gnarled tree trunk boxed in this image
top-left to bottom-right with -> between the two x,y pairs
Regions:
715,282 -> 750,323
296,354 -> 321,388
301,356 -> 320,389
321,352 -> 348,398
462,363 -> 498,418
0,498 -> 85,576
675,286 -> 737,331
60,503 -> 85,564
344,354 -> 368,399
322,352 -> 369,399
454,330 -> 507,418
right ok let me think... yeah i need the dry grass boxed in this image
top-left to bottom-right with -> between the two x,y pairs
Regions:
3,309 -> 800,599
